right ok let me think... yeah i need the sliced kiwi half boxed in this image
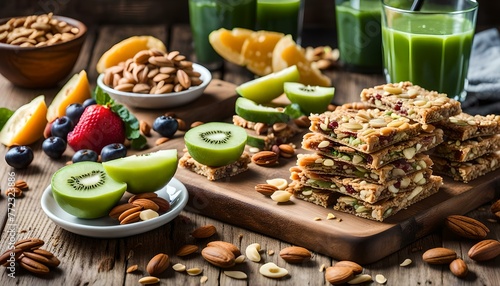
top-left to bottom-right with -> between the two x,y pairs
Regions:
184,122 -> 247,167
284,82 -> 335,114
102,149 -> 178,194
235,97 -> 289,124
51,161 -> 127,219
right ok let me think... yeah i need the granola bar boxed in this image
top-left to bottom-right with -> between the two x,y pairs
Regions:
296,152 -> 433,184
430,152 -> 500,183
233,115 -> 299,150
290,167 -> 433,204
287,181 -> 337,208
360,81 -> 462,124
302,130 -> 442,169
309,108 -> 421,153
435,113 -> 500,141
432,135 -> 500,162
333,175 -> 442,221
178,152 -> 251,181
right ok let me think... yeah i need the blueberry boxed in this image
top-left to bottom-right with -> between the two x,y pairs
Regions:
72,149 -> 98,163
65,103 -> 85,125
51,116 -> 73,139
82,98 -> 97,108
5,145 -> 34,169
100,143 -> 127,162
153,115 -> 178,138
42,136 -> 67,159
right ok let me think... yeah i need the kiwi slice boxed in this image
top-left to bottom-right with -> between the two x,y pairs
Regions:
284,82 -> 335,114
235,97 -> 289,124
51,161 -> 127,219
184,122 -> 247,167
102,149 -> 178,194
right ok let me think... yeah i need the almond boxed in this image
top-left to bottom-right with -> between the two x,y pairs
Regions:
201,246 -> 235,268
252,151 -> 279,166
146,253 -> 169,276
445,215 -> 489,239
324,266 -> 354,285
467,239 -> 500,261
449,258 -> 468,278
491,199 -> 500,219
149,197 -> 170,212
109,203 -> 137,220
128,192 -> 158,203
278,144 -> 295,158
191,224 -> 217,239
131,198 -> 160,212
118,206 -> 143,222
279,246 -> 312,263
255,183 -> 278,196
422,247 -> 457,264
119,211 -> 141,225
176,244 -> 199,257
19,256 -> 50,275
14,238 -> 44,251
334,261 -> 363,275
139,120 -> 151,136
207,241 -> 241,257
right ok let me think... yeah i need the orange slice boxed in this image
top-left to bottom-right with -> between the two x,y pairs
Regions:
96,35 -> 167,74
0,95 -> 47,146
241,30 -> 284,76
209,28 -> 253,66
46,70 -> 92,122
272,35 -> 332,87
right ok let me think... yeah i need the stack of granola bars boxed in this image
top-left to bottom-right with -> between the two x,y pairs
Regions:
288,82 -> 462,221
430,113 -> 500,183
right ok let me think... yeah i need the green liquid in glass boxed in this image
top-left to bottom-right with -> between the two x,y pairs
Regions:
335,0 -> 383,73
256,0 -> 301,40
382,15 -> 474,98
189,0 -> 256,67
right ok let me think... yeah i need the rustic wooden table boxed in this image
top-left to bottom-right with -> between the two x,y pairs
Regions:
0,23 -> 499,286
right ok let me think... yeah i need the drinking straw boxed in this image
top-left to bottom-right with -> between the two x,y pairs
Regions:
410,0 -> 424,11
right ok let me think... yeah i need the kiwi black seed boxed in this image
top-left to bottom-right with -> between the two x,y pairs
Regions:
67,170 -> 106,191
184,122 -> 247,167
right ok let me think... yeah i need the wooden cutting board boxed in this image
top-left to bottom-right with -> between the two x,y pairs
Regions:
136,79 -> 500,265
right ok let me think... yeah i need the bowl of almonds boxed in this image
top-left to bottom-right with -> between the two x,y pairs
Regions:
0,13 -> 87,88
97,49 -> 212,109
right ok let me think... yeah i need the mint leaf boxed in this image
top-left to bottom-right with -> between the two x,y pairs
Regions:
131,135 -> 148,150
94,86 -> 114,106
0,108 -> 14,131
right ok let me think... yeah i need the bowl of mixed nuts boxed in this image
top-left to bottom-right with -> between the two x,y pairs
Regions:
97,49 -> 212,109
0,13 -> 87,88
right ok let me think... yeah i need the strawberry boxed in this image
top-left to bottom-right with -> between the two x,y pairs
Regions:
66,87 -> 147,153
67,104 -> 125,153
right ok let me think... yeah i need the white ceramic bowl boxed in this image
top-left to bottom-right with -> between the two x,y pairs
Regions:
97,63 -> 212,109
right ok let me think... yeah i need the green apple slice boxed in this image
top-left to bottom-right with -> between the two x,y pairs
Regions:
235,97 -> 289,124
284,82 -> 335,114
51,161 -> 127,219
102,149 -> 178,194
184,122 -> 247,167
236,65 -> 300,104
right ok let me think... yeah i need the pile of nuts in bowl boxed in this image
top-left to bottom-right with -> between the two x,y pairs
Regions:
0,13 -> 80,47
102,49 -> 203,94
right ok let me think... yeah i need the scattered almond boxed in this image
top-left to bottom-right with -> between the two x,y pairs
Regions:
126,264 -> 138,273
334,261 -> 363,275
255,183 -> 278,196
172,263 -> 186,272
468,239 -> 500,261
491,199 -> 500,219
224,270 -> 248,279
375,274 -> 387,284
348,274 -> 373,284
422,247 -> 457,264
251,151 -> 279,166
146,253 -> 169,276
207,241 -> 241,257
279,246 -> 312,263
445,215 -> 489,239
201,246 -> 235,268
191,224 -> 217,239
186,267 -> 203,276
399,258 -> 412,267
176,244 -> 199,257
138,276 -> 160,285
449,258 -> 468,278
139,120 -> 151,136
155,137 -> 169,146
324,266 -> 354,285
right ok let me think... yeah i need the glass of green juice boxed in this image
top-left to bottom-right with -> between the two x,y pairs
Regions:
335,0 -> 383,73
381,0 -> 478,101
256,0 -> 304,43
189,0 -> 256,70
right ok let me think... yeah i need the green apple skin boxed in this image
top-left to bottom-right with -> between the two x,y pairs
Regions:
102,149 -> 178,194
235,97 -> 289,124
236,65 -> 300,104
51,162 -> 127,219
184,122 -> 247,167
284,82 -> 335,114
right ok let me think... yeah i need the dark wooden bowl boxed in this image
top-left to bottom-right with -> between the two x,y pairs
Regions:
0,15 -> 87,89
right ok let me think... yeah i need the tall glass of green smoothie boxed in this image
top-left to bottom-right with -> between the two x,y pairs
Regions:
335,0 -> 383,73
381,0 -> 478,101
189,0 -> 256,70
256,0 -> 304,43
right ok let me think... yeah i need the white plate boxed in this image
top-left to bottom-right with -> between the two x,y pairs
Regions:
41,178 -> 188,238
97,63 -> 212,109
